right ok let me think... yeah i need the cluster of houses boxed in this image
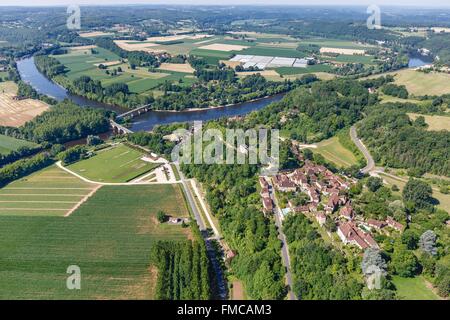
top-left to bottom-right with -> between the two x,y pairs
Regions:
338,216 -> 405,250
259,160 -> 405,251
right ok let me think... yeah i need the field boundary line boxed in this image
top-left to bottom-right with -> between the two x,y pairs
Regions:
65,185 -> 102,217
56,161 -> 182,186
0,200 -> 78,203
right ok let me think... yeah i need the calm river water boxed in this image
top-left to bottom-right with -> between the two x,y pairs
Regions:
17,57 -> 284,131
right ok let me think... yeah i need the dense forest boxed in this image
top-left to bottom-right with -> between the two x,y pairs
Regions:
357,105 -> 450,176
150,240 -> 211,300
283,214 -> 364,299
151,74 -> 314,111
240,78 -> 377,143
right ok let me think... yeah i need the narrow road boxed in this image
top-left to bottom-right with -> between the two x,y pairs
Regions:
175,162 -> 227,299
191,179 -> 221,238
265,177 -> 296,300
350,125 -> 375,174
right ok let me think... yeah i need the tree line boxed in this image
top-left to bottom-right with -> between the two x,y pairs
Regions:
150,240 -> 211,300
0,153 -> 53,187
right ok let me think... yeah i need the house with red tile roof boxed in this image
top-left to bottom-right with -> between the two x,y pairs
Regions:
325,194 -> 340,214
366,219 -> 386,230
273,174 -> 296,192
339,204 -> 354,220
337,222 -> 379,250
293,205 -> 310,213
260,187 -> 270,198
386,216 -> 405,232
262,197 -> 273,213
259,177 -> 268,188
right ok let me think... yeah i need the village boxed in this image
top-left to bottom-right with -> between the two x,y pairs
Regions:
260,160 -> 405,251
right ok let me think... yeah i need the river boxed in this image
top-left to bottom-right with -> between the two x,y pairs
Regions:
16,57 -> 284,132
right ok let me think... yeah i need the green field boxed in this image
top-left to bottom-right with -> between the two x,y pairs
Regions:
275,64 -> 333,75
67,144 -> 161,183
299,39 -> 374,50
0,184 -> 192,299
0,134 -> 37,155
189,48 -> 234,64
392,276 -> 440,300
0,165 -> 96,217
367,69 -> 450,96
324,54 -> 376,65
52,47 -> 195,95
313,136 -> 359,168
393,70 -> 450,96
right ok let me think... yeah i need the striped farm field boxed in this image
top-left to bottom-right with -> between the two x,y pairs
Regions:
0,165 -> 98,217
313,136 -> 359,168
0,184 -> 192,299
67,144 -> 161,183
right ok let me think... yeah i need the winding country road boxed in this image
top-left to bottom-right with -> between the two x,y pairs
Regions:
350,125 -> 375,174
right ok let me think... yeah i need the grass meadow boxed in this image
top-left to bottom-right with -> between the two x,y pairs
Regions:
392,276 -> 440,300
407,113 -> 450,131
368,69 -> 450,96
0,134 -> 37,155
313,136 -> 359,168
0,184 -> 192,299
67,144 -> 161,183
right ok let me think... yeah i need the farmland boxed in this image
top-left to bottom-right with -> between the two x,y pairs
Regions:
66,144 -> 162,183
0,81 -> 49,127
49,34 -> 380,97
0,134 -> 37,155
407,113 -> 450,131
299,39 -> 374,50
371,69 -> 450,96
312,136 -> 359,168
51,46 -> 195,94
0,184 -> 192,299
322,54 -> 376,65
0,165 -> 97,217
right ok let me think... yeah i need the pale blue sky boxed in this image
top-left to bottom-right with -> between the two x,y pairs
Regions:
0,0 -> 448,7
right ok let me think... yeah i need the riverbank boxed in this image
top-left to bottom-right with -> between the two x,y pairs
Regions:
148,94 -> 284,114
18,56 -> 286,132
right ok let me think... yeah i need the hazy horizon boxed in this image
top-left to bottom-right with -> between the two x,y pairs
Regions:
0,0 -> 449,8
